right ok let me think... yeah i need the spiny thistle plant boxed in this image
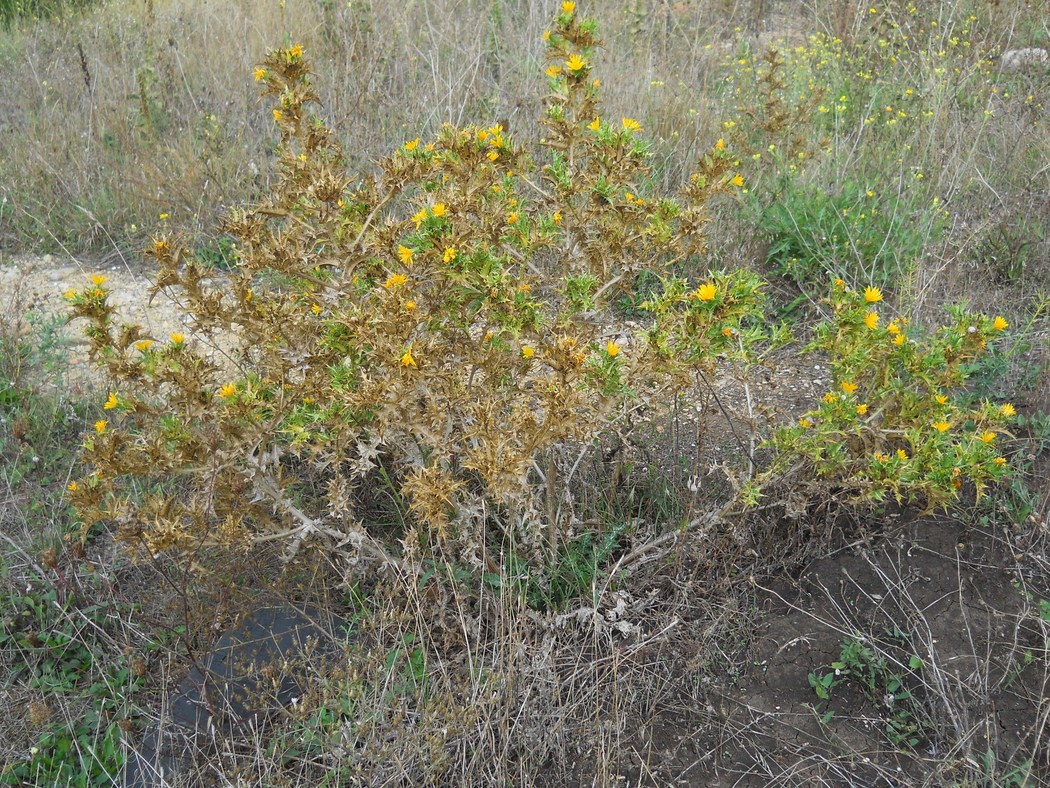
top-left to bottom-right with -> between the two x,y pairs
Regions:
64,4 -> 768,573
764,280 -> 1015,510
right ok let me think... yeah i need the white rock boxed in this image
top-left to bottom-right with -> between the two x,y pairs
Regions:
1001,48 -> 1049,71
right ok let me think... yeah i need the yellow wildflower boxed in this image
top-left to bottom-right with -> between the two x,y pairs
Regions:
715,138 -> 725,151
170,332 -> 185,344
864,285 -> 883,303
522,346 -> 536,359
542,30 -> 551,42
103,392 -> 118,410
980,430 -> 996,443
587,117 -> 601,131
607,340 -> 621,357
63,289 -> 76,300
432,203 -> 447,218
290,44 -> 303,58
874,452 -> 889,462
487,151 -> 500,161
888,321 -> 900,334
841,381 -> 858,394
693,282 -> 717,301
993,315 -> 1008,330
731,173 -> 744,187
443,247 -> 457,264
507,212 -> 519,224
254,68 -> 266,82
405,300 -> 417,312
400,348 -> 417,368
622,117 -> 641,132
824,393 -> 837,404
897,449 -> 908,460
935,394 -> 948,405
834,278 -> 845,289
864,311 -> 879,330
311,304 -> 322,315
219,383 -> 236,398
398,245 -> 414,265
404,138 -> 420,151
561,1 -> 575,11
67,481 -> 77,492
384,273 -> 408,289
799,417 -> 813,428
856,403 -> 868,415
273,109 -> 283,122
135,339 -> 154,351
993,457 -> 1006,466
566,54 -> 587,72
893,333 -> 906,346
552,211 -> 562,225
933,420 -> 950,433
1001,403 -> 1016,417
94,420 -> 108,434
91,274 -> 108,286
545,64 -> 561,77
411,209 -> 427,227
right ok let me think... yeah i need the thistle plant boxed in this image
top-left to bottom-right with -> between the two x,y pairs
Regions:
64,4 -> 767,574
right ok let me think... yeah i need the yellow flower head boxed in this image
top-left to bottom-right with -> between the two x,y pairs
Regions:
935,394 -> 948,405
887,321 -> 900,335
103,392 -> 118,410
253,68 -> 267,82
398,245 -> 414,265
552,211 -> 562,225
565,54 -> 587,72
933,420 -> 950,433
731,173 -> 745,187
487,150 -> 500,161
91,274 -> 108,286
432,203 -> 447,218
507,212 -> 519,224
219,383 -> 237,398
411,209 -> 427,227
824,393 -> 837,404
715,138 -> 725,151
67,481 -> 78,492
443,247 -> 457,264
170,332 -> 185,344
64,288 -> 77,300
993,315 -> 1008,331
542,30 -> 551,42
311,303 -> 322,315
993,456 -> 1007,467
273,109 -> 283,122
980,430 -> 996,443
841,381 -> 858,394
892,333 -> 906,346
290,44 -> 303,59
135,339 -> 154,351
693,282 -> 717,301
799,417 -> 813,428
545,64 -> 562,77
1000,403 -> 1016,417
897,449 -> 908,460
561,1 -> 575,12
874,452 -> 889,462
864,285 -> 883,303
864,310 -> 879,330
400,348 -> 417,368
94,420 -> 108,434
404,138 -> 420,151
622,117 -> 641,132
856,403 -> 868,415
384,273 -> 408,289
606,340 -> 621,357
522,346 -> 536,359
587,117 -> 601,131
405,300 -> 417,312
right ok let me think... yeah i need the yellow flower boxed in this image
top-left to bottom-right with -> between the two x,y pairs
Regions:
411,209 -> 427,227
622,117 -> 641,132
443,247 -> 457,264
432,203 -> 447,218
159,212 -> 169,220
587,117 -> 601,131
290,44 -> 303,58
400,348 -> 417,368
404,138 -> 420,151
561,1 -> 575,12
219,383 -> 237,398
135,339 -> 154,351
405,300 -> 417,312
67,481 -> 78,492
552,211 -> 562,225
841,381 -> 858,394
693,282 -> 717,301
892,333 -> 906,346
721,327 -> 735,338
94,420 -> 108,434
1001,403 -> 1016,417
715,138 -> 725,151
545,64 -> 561,77
487,151 -> 500,161
993,315 -> 1008,330
887,321 -> 900,335
311,303 -> 322,315
398,245 -> 414,265
542,30 -> 551,42
864,311 -> 879,330
566,54 -> 587,72
799,417 -> 813,428
834,278 -> 845,289
874,452 -> 889,462
824,393 -> 837,404
933,420 -> 950,433
91,274 -> 108,286
64,288 -> 77,300
856,403 -> 868,415
507,212 -> 519,224
103,392 -> 118,410
254,67 -> 266,81
731,173 -> 744,187
273,109 -> 283,122
170,332 -> 185,344
993,456 -> 1006,466
935,394 -> 948,405
606,340 -> 621,357
864,285 -> 883,303
897,449 -> 908,460
522,346 -> 536,359
980,430 -> 996,443
384,273 -> 408,289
